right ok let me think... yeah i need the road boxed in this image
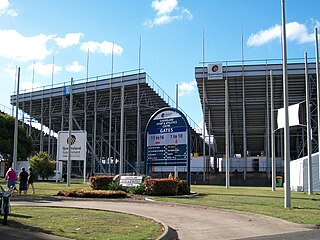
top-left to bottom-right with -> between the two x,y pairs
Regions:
6,198 -> 318,240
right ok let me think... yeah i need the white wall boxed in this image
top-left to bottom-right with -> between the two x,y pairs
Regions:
153,156 -> 205,173
290,153 -> 320,192
218,157 -> 283,173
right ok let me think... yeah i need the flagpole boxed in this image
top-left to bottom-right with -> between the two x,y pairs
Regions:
84,48 -> 89,183
108,43 -> 114,175
67,78 -> 73,187
281,0 -> 291,208
29,62 -> 35,135
137,36 -> 142,174
202,29 -> 206,183
241,26 -> 247,181
270,70 -> 276,191
13,67 -> 20,172
12,66 -> 18,117
305,52 -> 313,195
314,28 -> 320,181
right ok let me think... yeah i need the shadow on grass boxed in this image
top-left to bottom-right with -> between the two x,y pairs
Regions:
10,213 -> 33,219
7,219 -> 55,236
11,195 -> 63,202
292,206 -> 320,210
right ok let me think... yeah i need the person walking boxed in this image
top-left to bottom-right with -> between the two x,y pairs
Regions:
19,167 -> 28,195
28,167 -> 36,194
4,167 -> 17,190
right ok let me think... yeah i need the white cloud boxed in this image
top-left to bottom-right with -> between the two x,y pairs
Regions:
0,30 -> 53,62
247,21 -> 317,47
54,32 -> 84,48
152,0 -> 178,15
145,0 -> 192,28
27,62 -> 62,76
66,60 -> 85,73
0,0 -> 9,10
286,22 -> 314,43
0,0 -> 17,16
80,41 -> 123,56
178,80 -> 197,96
6,8 -> 17,16
247,25 -> 280,47
154,15 -> 178,25
2,64 -> 17,81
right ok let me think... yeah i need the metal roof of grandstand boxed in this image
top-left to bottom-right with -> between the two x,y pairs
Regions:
195,59 -> 318,158
10,70 -> 204,168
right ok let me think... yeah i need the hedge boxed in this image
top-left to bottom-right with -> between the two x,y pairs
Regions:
177,180 -> 190,195
145,179 -> 178,196
89,176 -> 114,190
57,190 -> 127,198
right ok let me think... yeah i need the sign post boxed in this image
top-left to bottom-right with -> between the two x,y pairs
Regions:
57,130 -> 87,183
145,107 -> 191,186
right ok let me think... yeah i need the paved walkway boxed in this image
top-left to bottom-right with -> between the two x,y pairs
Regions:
8,198 -> 318,240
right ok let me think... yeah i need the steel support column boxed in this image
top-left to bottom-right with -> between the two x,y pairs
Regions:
40,89 -> 44,152
305,52 -> 313,194
92,82 -> 97,174
120,85 -> 124,175
225,63 -> 230,188
270,70 -> 276,191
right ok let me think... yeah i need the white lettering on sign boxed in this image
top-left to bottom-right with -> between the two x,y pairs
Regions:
160,128 -> 173,133
120,176 -> 143,187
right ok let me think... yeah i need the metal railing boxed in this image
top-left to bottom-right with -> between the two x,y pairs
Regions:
201,57 -> 316,66
13,69 -> 143,95
146,74 -> 202,133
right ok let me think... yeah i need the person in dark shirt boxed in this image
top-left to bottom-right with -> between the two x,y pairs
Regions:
19,167 -> 29,195
28,167 -> 36,194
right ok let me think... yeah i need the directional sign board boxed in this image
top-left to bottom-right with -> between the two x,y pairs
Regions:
145,107 -> 190,184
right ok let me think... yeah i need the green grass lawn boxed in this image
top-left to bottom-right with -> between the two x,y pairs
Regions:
2,179 -> 319,232
10,206 -> 163,240
0,180 -> 163,239
154,185 -> 320,225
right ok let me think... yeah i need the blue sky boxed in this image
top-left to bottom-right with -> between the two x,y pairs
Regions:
0,0 -> 319,127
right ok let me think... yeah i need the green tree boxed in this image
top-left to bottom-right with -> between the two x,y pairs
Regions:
29,151 -> 55,180
0,113 -> 33,160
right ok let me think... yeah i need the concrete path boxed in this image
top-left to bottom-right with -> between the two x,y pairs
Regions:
11,198 -> 318,240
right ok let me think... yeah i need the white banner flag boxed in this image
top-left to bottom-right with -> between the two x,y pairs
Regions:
277,103 -> 300,129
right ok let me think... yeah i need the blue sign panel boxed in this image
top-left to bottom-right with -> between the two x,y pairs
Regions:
145,107 -> 190,184
64,86 -> 70,95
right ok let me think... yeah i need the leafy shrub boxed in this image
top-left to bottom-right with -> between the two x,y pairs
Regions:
108,181 -> 123,191
145,179 -> 178,196
89,176 -> 114,190
57,190 -> 127,198
129,183 -> 146,195
29,151 -> 55,180
177,180 -> 190,195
